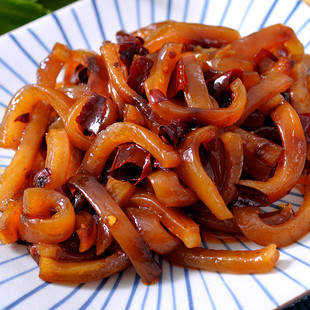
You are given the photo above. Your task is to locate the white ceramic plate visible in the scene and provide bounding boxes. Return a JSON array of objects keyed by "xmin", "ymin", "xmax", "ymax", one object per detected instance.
[{"xmin": 1, "ymin": 0, "xmax": 310, "ymax": 309}]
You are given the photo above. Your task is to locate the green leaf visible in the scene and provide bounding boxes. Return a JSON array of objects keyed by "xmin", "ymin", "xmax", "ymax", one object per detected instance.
[{"xmin": 0, "ymin": 0, "xmax": 49, "ymax": 35}]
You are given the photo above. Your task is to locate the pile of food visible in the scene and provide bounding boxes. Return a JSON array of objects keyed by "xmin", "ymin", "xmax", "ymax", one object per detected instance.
[{"xmin": 0, "ymin": 21, "xmax": 309, "ymax": 284}]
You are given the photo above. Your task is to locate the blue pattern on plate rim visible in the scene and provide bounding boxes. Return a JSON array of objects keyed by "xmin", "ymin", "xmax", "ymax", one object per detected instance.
[
  {"xmin": 7, "ymin": 34, "xmax": 40, "ymax": 67},
  {"xmin": 219, "ymin": 0, "xmax": 232, "ymax": 26},
  {"xmin": 199, "ymin": 0, "xmax": 209, "ymax": 24},
  {"xmin": 102, "ymin": 273, "xmax": 124, "ymax": 309},
  {"xmin": 0, "ymin": 58, "xmax": 29, "ymax": 85},
  {"xmin": 79, "ymin": 277, "xmax": 109, "ymax": 309},
  {"xmin": 283, "ymin": 0, "xmax": 301, "ymax": 25},
  {"xmin": 114, "ymin": 0, "xmax": 126, "ymax": 31},
  {"xmin": 0, "ymin": 266, "xmax": 38, "ymax": 286},
  {"xmin": 49, "ymin": 283, "xmax": 85, "ymax": 310},
  {"xmin": 27, "ymin": 28, "xmax": 51, "ymax": 53},
  {"xmin": 238, "ymin": 0, "xmax": 254, "ymax": 30},
  {"xmin": 51, "ymin": 12, "xmax": 73, "ymax": 49},
  {"xmin": 92, "ymin": 0, "xmax": 107, "ymax": 41},
  {"xmin": 71, "ymin": 8, "xmax": 91, "ymax": 49},
  {"xmin": 258, "ymin": 0, "xmax": 279, "ymax": 29},
  {"xmin": 1, "ymin": 0, "xmax": 310, "ymax": 309},
  {"xmin": 3, "ymin": 282, "xmax": 51, "ymax": 310},
  {"xmin": 0, "ymin": 84, "xmax": 14, "ymax": 97}
]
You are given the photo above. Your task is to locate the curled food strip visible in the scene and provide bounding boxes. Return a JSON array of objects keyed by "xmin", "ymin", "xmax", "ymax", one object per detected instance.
[
  {"xmin": 0, "ymin": 199, "xmax": 23, "ymax": 244},
  {"xmin": 40, "ymin": 128, "xmax": 72, "ymax": 189},
  {"xmin": 242, "ymin": 154, "xmax": 274, "ymax": 182},
  {"xmin": 37, "ymin": 43, "xmax": 71, "ymax": 87},
  {"xmin": 220, "ymin": 132, "xmax": 244, "ymax": 205},
  {"xmin": 182, "ymin": 52, "xmax": 217, "ymax": 109},
  {"xmin": 63, "ymin": 49, "xmax": 110, "ymax": 97},
  {"xmin": 39, "ymin": 250, "xmax": 131, "ymax": 283},
  {"xmin": 30, "ymin": 243, "xmax": 99, "ymax": 262},
  {"xmin": 100, "ymin": 41, "xmax": 174, "ymax": 136},
  {"xmin": 205, "ymin": 137, "xmax": 226, "ymax": 189},
  {"xmin": 144, "ymin": 42, "xmax": 183, "ymax": 98},
  {"xmin": 131, "ymin": 21, "xmax": 175, "ymax": 40},
  {"xmin": 147, "ymin": 170, "xmax": 198, "ymax": 207},
  {"xmin": 64, "ymin": 95, "xmax": 93, "ymax": 150},
  {"xmin": 75, "ymin": 210, "xmax": 97, "ymax": 252},
  {"xmin": 150, "ymin": 78, "xmax": 246, "ymax": 126},
  {"xmin": 264, "ymin": 56, "xmax": 295, "ymax": 76},
  {"xmin": 144, "ymin": 21, "xmax": 241, "ymax": 53},
  {"xmin": 0, "ymin": 85, "xmax": 72, "ymax": 149},
  {"xmin": 193, "ymin": 203, "xmax": 294, "ymax": 234},
  {"xmin": 233, "ymin": 189, "xmax": 310, "ymax": 247},
  {"xmin": 67, "ymin": 174, "xmax": 161, "ymax": 284},
  {"xmin": 95, "ymin": 218, "xmax": 113, "ymax": 256},
  {"xmin": 258, "ymin": 93, "xmax": 286, "ymax": 116},
  {"xmin": 123, "ymin": 104, "xmax": 146, "ymax": 126},
  {"xmin": 196, "ymin": 214, "xmax": 242, "ymax": 235},
  {"xmin": 110, "ymin": 82, "xmax": 128, "ymax": 115},
  {"xmin": 239, "ymin": 102, "xmax": 306, "ymax": 203},
  {"xmin": 214, "ymin": 24, "xmax": 303, "ymax": 60},
  {"xmin": 203, "ymin": 57, "xmax": 254, "ymax": 72},
  {"xmin": 237, "ymin": 72, "xmax": 294, "ymax": 125},
  {"xmin": 19, "ymin": 188, "xmax": 75, "ymax": 244},
  {"xmin": 100, "ymin": 42, "xmax": 144, "ymax": 107},
  {"xmin": 128, "ymin": 190, "xmax": 201, "ymax": 248},
  {"xmin": 290, "ymin": 55, "xmax": 310, "ymax": 114},
  {"xmin": 260, "ymin": 204, "xmax": 294, "ymax": 225},
  {"xmin": 65, "ymin": 93, "xmax": 118, "ymax": 150},
  {"xmin": 0, "ymin": 103, "xmax": 51, "ymax": 210},
  {"xmin": 125, "ymin": 207, "xmax": 181, "ymax": 254},
  {"xmin": 226, "ymin": 125, "xmax": 282, "ymax": 168},
  {"xmin": 80, "ymin": 122, "xmax": 181, "ymax": 178},
  {"xmin": 106, "ymin": 177, "xmax": 136, "ymax": 207},
  {"xmin": 165, "ymin": 244, "xmax": 279, "ymax": 274},
  {"xmin": 176, "ymin": 125, "xmax": 233, "ymax": 220}
]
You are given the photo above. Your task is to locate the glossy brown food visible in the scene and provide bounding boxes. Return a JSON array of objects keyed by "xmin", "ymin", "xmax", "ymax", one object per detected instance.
[
  {"xmin": 67, "ymin": 174, "xmax": 161, "ymax": 284},
  {"xmin": 165, "ymin": 244, "xmax": 279, "ymax": 274},
  {"xmin": 39, "ymin": 250, "xmax": 131, "ymax": 283},
  {"xmin": 0, "ymin": 21, "xmax": 309, "ymax": 284},
  {"xmin": 19, "ymin": 188, "xmax": 75, "ymax": 244}
]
